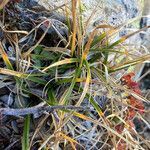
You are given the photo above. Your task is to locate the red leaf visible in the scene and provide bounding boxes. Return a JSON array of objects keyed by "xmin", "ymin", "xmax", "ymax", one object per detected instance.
[
  {"xmin": 127, "ymin": 108, "xmax": 136, "ymax": 119},
  {"xmin": 117, "ymin": 139, "xmax": 127, "ymax": 150},
  {"xmin": 129, "ymin": 96, "xmax": 144, "ymax": 114},
  {"xmin": 128, "ymin": 82, "xmax": 141, "ymax": 94},
  {"xmin": 121, "ymin": 72, "xmax": 135, "ymax": 83},
  {"xmin": 121, "ymin": 73, "xmax": 144, "ymax": 114},
  {"xmin": 115, "ymin": 124, "xmax": 124, "ymax": 134}
]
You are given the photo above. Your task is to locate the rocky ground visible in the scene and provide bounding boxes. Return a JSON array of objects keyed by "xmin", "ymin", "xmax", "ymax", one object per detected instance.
[{"xmin": 0, "ymin": 0, "xmax": 149, "ymax": 149}]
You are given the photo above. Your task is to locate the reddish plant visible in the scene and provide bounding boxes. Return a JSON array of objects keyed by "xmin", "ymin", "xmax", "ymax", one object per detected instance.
[
  {"xmin": 117, "ymin": 139, "xmax": 127, "ymax": 150},
  {"xmin": 121, "ymin": 73, "xmax": 144, "ymax": 115},
  {"xmin": 115, "ymin": 72, "xmax": 145, "ymax": 149}
]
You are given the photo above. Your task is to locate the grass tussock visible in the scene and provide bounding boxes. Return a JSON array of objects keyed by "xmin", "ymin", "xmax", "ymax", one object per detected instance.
[{"xmin": 0, "ymin": 0, "xmax": 150, "ymax": 149}]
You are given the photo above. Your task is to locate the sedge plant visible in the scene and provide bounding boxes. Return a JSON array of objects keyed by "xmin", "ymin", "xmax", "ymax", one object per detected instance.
[{"xmin": 0, "ymin": 0, "xmax": 150, "ymax": 149}]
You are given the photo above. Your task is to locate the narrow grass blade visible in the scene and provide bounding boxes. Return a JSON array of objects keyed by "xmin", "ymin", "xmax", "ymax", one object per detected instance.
[
  {"xmin": 103, "ymin": 26, "xmax": 150, "ymax": 65},
  {"xmin": 90, "ymin": 32, "xmax": 106, "ymax": 48},
  {"xmin": 71, "ymin": 0, "xmax": 77, "ymax": 56},
  {"xmin": 108, "ymin": 26, "xmax": 150, "ymax": 49},
  {"xmin": 42, "ymin": 58, "xmax": 78, "ymax": 72},
  {"xmin": 109, "ymin": 55, "xmax": 150, "ymax": 72},
  {"xmin": 25, "ymin": 76, "xmax": 47, "ymax": 85},
  {"xmin": 60, "ymin": 67, "xmax": 81, "ymax": 105},
  {"xmin": 0, "ymin": 42, "xmax": 14, "ymax": 70},
  {"xmin": 88, "ymin": 96, "xmax": 103, "ymax": 116},
  {"xmin": 0, "ymin": 67, "xmax": 27, "ymax": 78},
  {"xmin": 47, "ymin": 89, "xmax": 57, "ymax": 105},
  {"xmin": 59, "ymin": 132, "xmax": 79, "ymax": 145},
  {"xmin": 22, "ymin": 115, "xmax": 30, "ymax": 150},
  {"xmin": 76, "ymin": 60, "xmax": 91, "ymax": 106},
  {"xmin": 0, "ymin": 67, "xmax": 47, "ymax": 85}
]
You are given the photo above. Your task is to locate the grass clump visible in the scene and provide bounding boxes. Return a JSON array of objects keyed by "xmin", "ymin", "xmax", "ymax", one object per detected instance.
[{"xmin": 0, "ymin": 0, "xmax": 150, "ymax": 149}]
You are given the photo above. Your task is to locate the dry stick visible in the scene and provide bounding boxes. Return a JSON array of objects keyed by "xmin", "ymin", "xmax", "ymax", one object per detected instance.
[{"xmin": 0, "ymin": 103, "xmax": 92, "ymax": 117}]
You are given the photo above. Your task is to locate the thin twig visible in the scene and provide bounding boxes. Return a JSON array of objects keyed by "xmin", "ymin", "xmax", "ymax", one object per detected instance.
[{"xmin": 0, "ymin": 103, "xmax": 92, "ymax": 117}]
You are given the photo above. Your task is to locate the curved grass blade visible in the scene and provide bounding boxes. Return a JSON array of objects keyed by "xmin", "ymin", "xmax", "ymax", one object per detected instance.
[
  {"xmin": 88, "ymin": 95, "xmax": 103, "ymax": 116},
  {"xmin": 76, "ymin": 60, "xmax": 91, "ymax": 106},
  {"xmin": 103, "ymin": 25, "xmax": 150, "ymax": 64},
  {"xmin": 42, "ymin": 58, "xmax": 79, "ymax": 72},
  {"xmin": 59, "ymin": 132, "xmax": 80, "ymax": 149},
  {"xmin": 109, "ymin": 55, "xmax": 150, "ymax": 73},
  {"xmin": 60, "ymin": 67, "xmax": 81, "ymax": 105},
  {"xmin": 0, "ymin": 67, "xmax": 47, "ymax": 85}
]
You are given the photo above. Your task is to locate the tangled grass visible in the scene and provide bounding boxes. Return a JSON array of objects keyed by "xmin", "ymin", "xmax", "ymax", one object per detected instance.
[{"xmin": 0, "ymin": 0, "xmax": 150, "ymax": 149}]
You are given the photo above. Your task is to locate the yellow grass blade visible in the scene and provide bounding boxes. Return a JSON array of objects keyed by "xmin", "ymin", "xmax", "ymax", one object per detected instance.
[
  {"xmin": 0, "ymin": 42, "xmax": 13, "ymax": 70},
  {"xmin": 42, "ymin": 58, "xmax": 78, "ymax": 72},
  {"xmin": 110, "ymin": 55, "xmax": 150, "ymax": 72},
  {"xmin": 0, "ymin": 0, "xmax": 9, "ymax": 10},
  {"xmin": 59, "ymin": 132, "xmax": 79, "ymax": 144},
  {"xmin": 71, "ymin": 0, "xmax": 77, "ymax": 56},
  {"xmin": 0, "ymin": 67, "xmax": 27, "ymax": 78}
]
